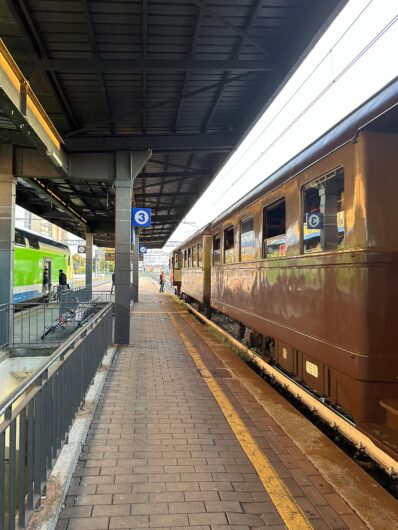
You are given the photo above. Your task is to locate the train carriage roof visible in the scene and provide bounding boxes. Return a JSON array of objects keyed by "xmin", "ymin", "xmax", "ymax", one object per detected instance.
[
  {"xmin": 211, "ymin": 78, "xmax": 398, "ymax": 228},
  {"xmin": 17, "ymin": 226, "xmax": 70, "ymax": 251},
  {"xmin": 173, "ymin": 223, "xmax": 212, "ymax": 253}
]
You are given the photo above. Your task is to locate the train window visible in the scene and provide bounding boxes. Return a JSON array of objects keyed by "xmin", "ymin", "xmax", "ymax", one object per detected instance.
[
  {"xmin": 15, "ymin": 230, "xmax": 26, "ymax": 246},
  {"xmin": 263, "ymin": 199, "xmax": 286, "ymax": 259},
  {"xmin": 183, "ymin": 249, "xmax": 188, "ymax": 268},
  {"xmin": 27, "ymin": 235, "xmax": 40, "ymax": 249},
  {"xmin": 188, "ymin": 248, "xmax": 192, "ymax": 268},
  {"xmin": 192, "ymin": 245, "xmax": 197, "ymax": 267},
  {"xmin": 240, "ymin": 217, "xmax": 255, "ymax": 262},
  {"xmin": 213, "ymin": 234, "xmax": 221, "ymax": 264},
  {"xmin": 198, "ymin": 243, "xmax": 203, "ymax": 267},
  {"xmin": 302, "ymin": 168, "xmax": 345, "ymax": 253},
  {"xmin": 175, "ymin": 252, "xmax": 181, "ymax": 269},
  {"xmin": 224, "ymin": 226, "xmax": 234, "ymax": 264}
]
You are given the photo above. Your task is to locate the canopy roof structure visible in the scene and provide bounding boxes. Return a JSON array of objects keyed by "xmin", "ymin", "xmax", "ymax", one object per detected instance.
[{"xmin": 0, "ymin": 0, "xmax": 345, "ymax": 247}]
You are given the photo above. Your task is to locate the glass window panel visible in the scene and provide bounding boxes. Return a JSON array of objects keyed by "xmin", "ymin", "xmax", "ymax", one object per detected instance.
[
  {"xmin": 15, "ymin": 230, "xmax": 26, "ymax": 246},
  {"xmin": 263, "ymin": 199, "xmax": 286, "ymax": 259},
  {"xmin": 302, "ymin": 168, "xmax": 345, "ymax": 253},
  {"xmin": 240, "ymin": 217, "xmax": 255, "ymax": 262},
  {"xmin": 188, "ymin": 248, "xmax": 192, "ymax": 267},
  {"xmin": 224, "ymin": 226, "xmax": 234, "ymax": 264},
  {"xmin": 213, "ymin": 234, "xmax": 221, "ymax": 264},
  {"xmin": 192, "ymin": 244, "xmax": 197, "ymax": 266},
  {"xmin": 27, "ymin": 235, "xmax": 40, "ymax": 249}
]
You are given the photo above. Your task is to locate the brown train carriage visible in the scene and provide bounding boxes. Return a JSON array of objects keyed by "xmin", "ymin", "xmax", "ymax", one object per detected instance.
[
  {"xmin": 172, "ymin": 225, "xmax": 212, "ymax": 309},
  {"xmin": 209, "ymin": 80, "xmax": 398, "ymax": 435}
]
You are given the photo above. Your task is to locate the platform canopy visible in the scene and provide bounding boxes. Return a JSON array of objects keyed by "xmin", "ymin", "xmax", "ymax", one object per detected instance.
[{"xmin": 0, "ymin": 0, "xmax": 346, "ymax": 247}]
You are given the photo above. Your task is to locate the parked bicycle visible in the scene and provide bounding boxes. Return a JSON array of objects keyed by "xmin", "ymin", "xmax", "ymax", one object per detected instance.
[{"xmin": 41, "ymin": 297, "xmax": 95, "ymax": 339}]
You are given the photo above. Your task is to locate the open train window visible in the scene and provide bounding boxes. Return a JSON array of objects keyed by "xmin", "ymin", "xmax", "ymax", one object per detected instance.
[
  {"xmin": 192, "ymin": 244, "xmax": 197, "ymax": 267},
  {"xmin": 174, "ymin": 252, "xmax": 181, "ymax": 269},
  {"xmin": 240, "ymin": 217, "xmax": 255, "ymax": 262},
  {"xmin": 302, "ymin": 168, "xmax": 345, "ymax": 253},
  {"xmin": 263, "ymin": 199, "xmax": 286, "ymax": 258},
  {"xmin": 213, "ymin": 234, "xmax": 221, "ymax": 264},
  {"xmin": 183, "ymin": 249, "xmax": 188, "ymax": 268},
  {"xmin": 188, "ymin": 247, "xmax": 192, "ymax": 268},
  {"xmin": 15, "ymin": 230, "xmax": 26, "ymax": 246},
  {"xmin": 27, "ymin": 235, "xmax": 40, "ymax": 249},
  {"xmin": 198, "ymin": 243, "xmax": 203, "ymax": 268},
  {"xmin": 224, "ymin": 226, "xmax": 234, "ymax": 264}
]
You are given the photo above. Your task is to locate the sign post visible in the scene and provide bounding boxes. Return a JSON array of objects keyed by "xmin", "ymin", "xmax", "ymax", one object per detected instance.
[{"xmin": 132, "ymin": 208, "xmax": 152, "ymax": 228}]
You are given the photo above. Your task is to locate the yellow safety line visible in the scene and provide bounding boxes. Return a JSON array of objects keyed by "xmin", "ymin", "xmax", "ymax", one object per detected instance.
[{"xmin": 162, "ymin": 296, "xmax": 312, "ymax": 530}]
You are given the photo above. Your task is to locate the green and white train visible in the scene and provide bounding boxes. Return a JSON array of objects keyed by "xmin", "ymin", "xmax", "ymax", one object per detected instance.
[{"xmin": 14, "ymin": 228, "xmax": 72, "ymax": 303}]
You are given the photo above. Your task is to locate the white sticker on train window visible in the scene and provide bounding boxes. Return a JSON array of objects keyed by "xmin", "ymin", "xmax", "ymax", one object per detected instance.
[
  {"xmin": 305, "ymin": 361, "xmax": 318, "ymax": 378},
  {"xmin": 282, "ymin": 348, "xmax": 288, "ymax": 360}
]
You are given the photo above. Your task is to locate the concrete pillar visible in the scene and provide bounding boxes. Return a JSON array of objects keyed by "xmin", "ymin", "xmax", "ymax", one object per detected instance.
[
  {"xmin": 132, "ymin": 230, "xmax": 139, "ymax": 302},
  {"xmin": 0, "ymin": 144, "xmax": 16, "ymax": 345},
  {"xmin": 114, "ymin": 150, "xmax": 151, "ymax": 345},
  {"xmin": 85, "ymin": 231, "xmax": 93, "ymax": 298},
  {"xmin": 114, "ymin": 152, "xmax": 133, "ymax": 344}
]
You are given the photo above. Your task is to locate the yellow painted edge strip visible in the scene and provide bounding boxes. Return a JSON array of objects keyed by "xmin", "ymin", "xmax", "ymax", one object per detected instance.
[
  {"xmin": 27, "ymin": 95, "xmax": 61, "ymax": 150},
  {"xmin": 0, "ymin": 49, "xmax": 21, "ymax": 92},
  {"xmin": 162, "ymin": 295, "xmax": 312, "ymax": 530}
]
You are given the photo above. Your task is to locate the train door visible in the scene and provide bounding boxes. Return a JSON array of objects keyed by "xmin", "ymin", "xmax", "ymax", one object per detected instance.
[{"xmin": 43, "ymin": 258, "xmax": 52, "ymax": 295}]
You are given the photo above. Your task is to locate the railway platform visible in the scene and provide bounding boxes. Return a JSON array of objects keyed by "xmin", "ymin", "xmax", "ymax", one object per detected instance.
[{"xmin": 55, "ymin": 277, "xmax": 398, "ymax": 530}]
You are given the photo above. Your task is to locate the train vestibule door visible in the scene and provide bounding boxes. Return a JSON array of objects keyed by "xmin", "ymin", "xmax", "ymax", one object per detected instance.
[{"xmin": 43, "ymin": 258, "xmax": 52, "ymax": 295}]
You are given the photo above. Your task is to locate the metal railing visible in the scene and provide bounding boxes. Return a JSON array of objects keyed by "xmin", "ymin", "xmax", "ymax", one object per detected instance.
[
  {"xmin": 59, "ymin": 285, "xmax": 93, "ymax": 315},
  {"xmin": 0, "ymin": 301, "xmax": 103, "ymax": 347},
  {"xmin": 0, "ymin": 304, "xmax": 10, "ymax": 350},
  {"xmin": 0, "ymin": 302, "xmax": 113, "ymax": 530}
]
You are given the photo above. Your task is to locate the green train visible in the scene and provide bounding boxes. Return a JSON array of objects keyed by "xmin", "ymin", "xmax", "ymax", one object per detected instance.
[{"xmin": 14, "ymin": 228, "xmax": 72, "ymax": 303}]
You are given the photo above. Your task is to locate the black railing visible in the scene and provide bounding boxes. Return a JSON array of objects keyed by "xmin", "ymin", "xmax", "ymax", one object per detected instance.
[{"xmin": 0, "ymin": 303, "xmax": 113, "ymax": 530}]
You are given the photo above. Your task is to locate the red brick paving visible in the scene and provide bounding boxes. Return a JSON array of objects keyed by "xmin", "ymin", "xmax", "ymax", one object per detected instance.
[{"xmin": 57, "ymin": 278, "xmax": 367, "ymax": 529}]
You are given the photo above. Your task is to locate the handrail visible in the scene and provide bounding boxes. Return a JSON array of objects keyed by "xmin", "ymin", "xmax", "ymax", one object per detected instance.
[{"xmin": 0, "ymin": 302, "xmax": 112, "ymax": 417}]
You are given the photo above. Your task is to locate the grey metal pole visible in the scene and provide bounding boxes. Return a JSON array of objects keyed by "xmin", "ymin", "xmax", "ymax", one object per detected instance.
[
  {"xmin": 114, "ymin": 152, "xmax": 133, "ymax": 345},
  {"xmin": 85, "ymin": 231, "xmax": 93, "ymax": 299},
  {"xmin": 0, "ymin": 145, "xmax": 16, "ymax": 345},
  {"xmin": 132, "ymin": 231, "xmax": 139, "ymax": 302},
  {"xmin": 114, "ymin": 150, "xmax": 152, "ymax": 345}
]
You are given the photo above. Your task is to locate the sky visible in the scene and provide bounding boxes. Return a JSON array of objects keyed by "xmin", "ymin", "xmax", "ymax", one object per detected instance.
[{"xmin": 166, "ymin": 0, "xmax": 398, "ymax": 247}]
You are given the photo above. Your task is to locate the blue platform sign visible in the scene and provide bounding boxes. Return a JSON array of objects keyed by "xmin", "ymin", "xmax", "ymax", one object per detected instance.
[
  {"xmin": 139, "ymin": 245, "xmax": 147, "ymax": 254},
  {"xmin": 132, "ymin": 208, "xmax": 152, "ymax": 227},
  {"xmin": 306, "ymin": 211, "xmax": 323, "ymax": 229}
]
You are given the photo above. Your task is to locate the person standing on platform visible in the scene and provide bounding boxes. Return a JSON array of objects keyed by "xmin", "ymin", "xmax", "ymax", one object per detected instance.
[
  {"xmin": 58, "ymin": 269, "xmax": 69, "ymax": 299},
  {"xmin": 42, "ymin": 267, "xmax": 49, "ymax": 296},
  {"xmin": 159, "ymin": 270, "xmax": 166, "ymax": 292},
  {"xmin": 111, "ymin": 272, "xmax": 115, "ymax": 294}
]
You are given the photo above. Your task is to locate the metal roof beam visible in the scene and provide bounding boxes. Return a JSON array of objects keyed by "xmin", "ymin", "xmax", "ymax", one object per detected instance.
[
  {"xmin": 81, "ymin": 0, "xmax": 114, "ymax": 134},
  {"xmin": 65, "ymin": 133, "xmax": 237, "ymax": 152},
  {"xmin": 174, "ymin": 1, "xmax": 205, "ymax": 132},
  {"xmin": 137, "ymin": 171, "xmax": 208, "ymax": 179},
  {"xmin": 134, "ymin": 192, "xmax": 195, "ymax": 198},
  {"xmin": 65, "ymin": 72, "xmax": 253, "ymax": 138},
  {"xmin": 201, "ymin": 0, "xmax": 264, "ymax": 133},
  {"xmin": 191, "ymin": 0, "xmax": 271, "ymax": 57},
  {"xmin": 6, "ymin": 0, "xmax": 79, "ymax": 130},
  {"xmin": 30, "ymin": 58, "xmax": 272, "ymax": 73}
]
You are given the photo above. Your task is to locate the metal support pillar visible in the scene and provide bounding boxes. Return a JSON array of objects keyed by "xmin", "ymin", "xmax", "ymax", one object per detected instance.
[
  {"xmin": 114, "ymin": 150, "xmax": 151, "ymax": 345},
  {"xmin": 132, "ymin": 230, "xmax": 139, "ymax": 302},
  {"xmin": 85, "ymin": 231, "xmax": 93, "ymax": 298},
  {"xmin": 0, "ymin": 145, "xmax": 15, "ymax": 345},
  {"xmin": 114, "ymin": 153, "xmax": 132, "ymax": 345}
]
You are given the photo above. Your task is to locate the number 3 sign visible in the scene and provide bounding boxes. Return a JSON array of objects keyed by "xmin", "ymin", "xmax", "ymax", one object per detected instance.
[{"xmin": 132, "ymin": 208, "xmax": 152, "ymax": 227}]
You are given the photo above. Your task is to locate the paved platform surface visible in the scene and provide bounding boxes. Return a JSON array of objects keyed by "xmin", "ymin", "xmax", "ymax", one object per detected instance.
[{"xmin": 56, "ymin": 278, "xmax": 378, "ymax": 529}]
